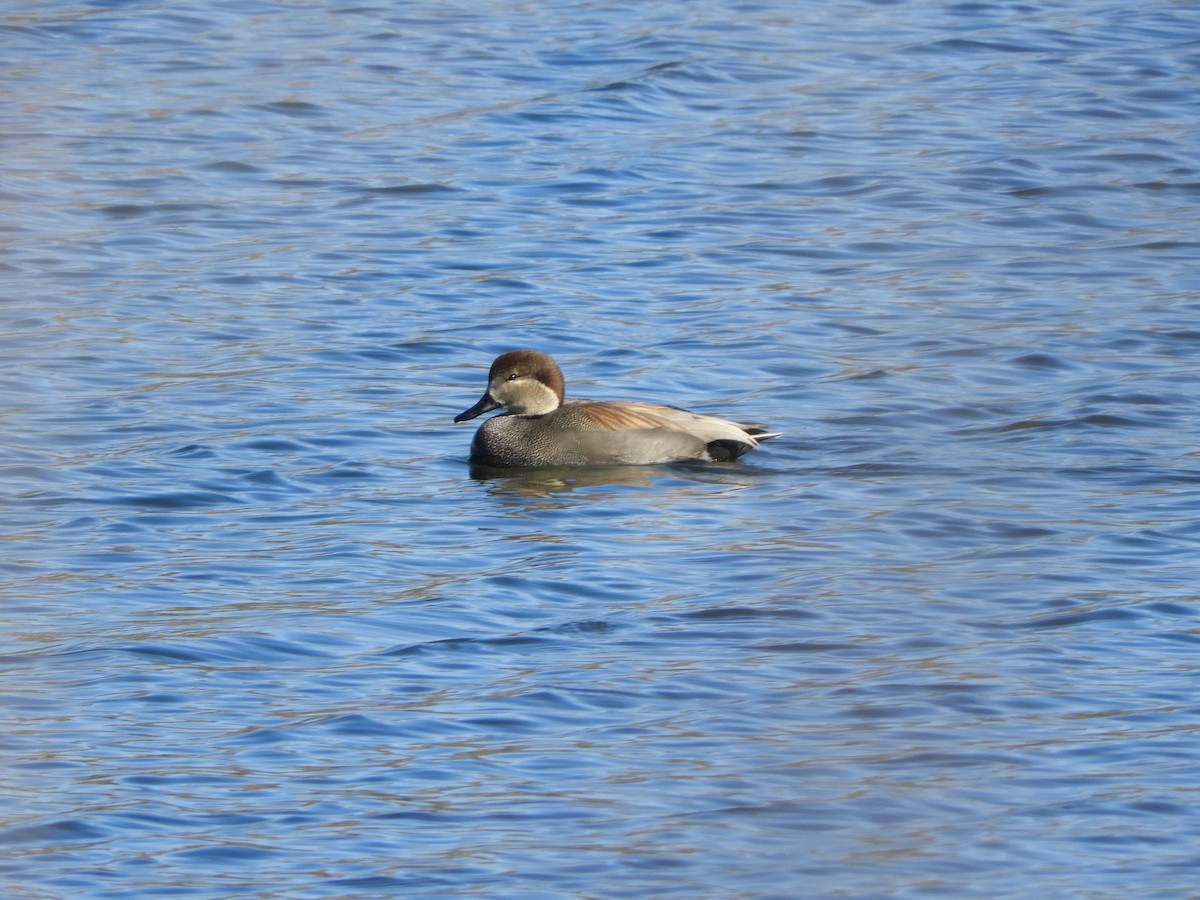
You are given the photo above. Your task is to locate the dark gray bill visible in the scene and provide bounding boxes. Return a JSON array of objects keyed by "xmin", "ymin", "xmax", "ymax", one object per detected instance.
[{"xmin": 454, "ymin": 392, "xmax": 500, "ymax": 422}]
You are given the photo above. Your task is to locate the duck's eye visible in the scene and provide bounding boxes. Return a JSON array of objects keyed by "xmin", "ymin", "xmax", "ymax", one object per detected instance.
[{"xmin": 506, "ymin": 373, "xmax": 519, "ymax": 381}]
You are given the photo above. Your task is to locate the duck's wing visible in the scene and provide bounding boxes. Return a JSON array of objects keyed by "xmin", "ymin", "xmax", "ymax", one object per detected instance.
[{"xmin": 570, "ymin": 400, "xmax": 779, "ymax": 450}]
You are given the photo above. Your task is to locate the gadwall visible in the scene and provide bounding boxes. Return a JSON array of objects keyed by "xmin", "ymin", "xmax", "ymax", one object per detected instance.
[{"xmin": 454, "ymin": 350, "xmax": 780, "ymax": 467}]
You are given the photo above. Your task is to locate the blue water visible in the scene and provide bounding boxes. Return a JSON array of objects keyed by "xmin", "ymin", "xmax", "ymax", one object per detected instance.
[{"xmin": 3, "ymin": 1, "xmax": 1200, "ymax": 896}]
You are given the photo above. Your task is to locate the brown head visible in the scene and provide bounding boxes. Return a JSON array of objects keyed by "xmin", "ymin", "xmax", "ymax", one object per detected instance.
[{"xmin": 454, "ymin": 350, "xmax": 566, "ymax": 421}]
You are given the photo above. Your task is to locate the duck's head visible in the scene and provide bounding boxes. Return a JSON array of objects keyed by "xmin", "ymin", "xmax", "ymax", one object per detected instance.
[{"xmin": 454, "ymin": 350, "xmax": 566, "ymax": 421}]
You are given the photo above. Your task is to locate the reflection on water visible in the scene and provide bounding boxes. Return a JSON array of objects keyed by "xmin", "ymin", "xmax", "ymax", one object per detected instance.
[
  {"xmin": 465, "ymin": 460, "xmax": 760, "ymax": 496},
  {"xmin": 3, "ymin": 0, "xmax": 1200, "ymax": 897}
]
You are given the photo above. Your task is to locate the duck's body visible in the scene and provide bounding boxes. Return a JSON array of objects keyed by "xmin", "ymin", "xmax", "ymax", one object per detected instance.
[{"xmin": 454, "ymin": 350, "xmax": 779, "ymax": 468}]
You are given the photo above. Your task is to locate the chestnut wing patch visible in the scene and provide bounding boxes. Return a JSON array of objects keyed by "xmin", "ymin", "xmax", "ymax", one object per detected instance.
[{"xmin": 575, "ymin": 401, "xmax": 683, "ymax": 431}]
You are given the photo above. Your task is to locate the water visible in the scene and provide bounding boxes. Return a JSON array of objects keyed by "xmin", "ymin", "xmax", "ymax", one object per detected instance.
[{"xmin": 3, "ymin": 0, "xmax": 1200, "ymax": 896}]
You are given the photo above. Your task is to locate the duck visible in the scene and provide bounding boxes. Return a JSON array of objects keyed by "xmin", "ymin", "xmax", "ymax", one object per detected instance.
[{"xmin": 454, "ymin": 350, "xmax": 780, "ymax": 467}]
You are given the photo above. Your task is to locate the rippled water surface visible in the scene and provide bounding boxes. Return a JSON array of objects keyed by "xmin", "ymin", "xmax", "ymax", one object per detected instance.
[{"xmin": 4, "ymin": 0, "xmax": 1200, "ymax": 896}]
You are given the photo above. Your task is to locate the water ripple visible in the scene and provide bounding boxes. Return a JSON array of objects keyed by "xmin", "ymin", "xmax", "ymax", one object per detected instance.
[{"xmin": 3, "ymin": 0, "xmax": 1200, "ymax": 897}]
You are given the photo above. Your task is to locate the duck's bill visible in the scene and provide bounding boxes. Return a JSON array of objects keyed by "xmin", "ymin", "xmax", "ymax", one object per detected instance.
[{"xmin": 454, "ymin": 392, "xmax": 501, "ymax": 422}]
